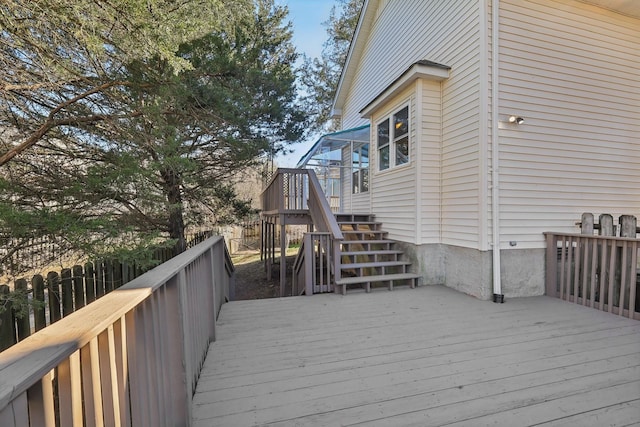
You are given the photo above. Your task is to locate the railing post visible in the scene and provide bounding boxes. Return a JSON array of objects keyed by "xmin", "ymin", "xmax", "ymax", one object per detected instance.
[
  {"xmin": 208, "ymin": 245, "xmax": 219, "ymax": 339},
  {"xmin": 629, "ymin": 241, "xmax": 638, "ymax": 319},
  {"xmin": 165, "ymin": 270, "xmax": 192, "ymax": 425},
  {"xmin": 545, "ymin": 233, "xmax": 558, "ymax": 297},
  {"xmin": 599, "ymin": 214, "xmax": 614, "ymax": 236},
  {"xmin": 304, "ymin": 233, "xmax": 313, "ymax": 296},
  {"xmin": 619, "ymin": 215, "xmax": 637, "ymax": 238},
  {"xmin": 176, "ymin": 269, "xmax": 194, "ymax": 423},
  {"xmin": 333, "ymin": 239, "xmax": 341, "ymax": 289},
  {"xmin": 581, "ymin": 212, "xmax": 594, "ymax": 234}
]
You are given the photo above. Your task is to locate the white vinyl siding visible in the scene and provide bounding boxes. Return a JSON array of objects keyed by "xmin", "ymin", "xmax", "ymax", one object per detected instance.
[
  {"xmin": 341, "ymin": 0, "xmax": 482, "ymax": 248},
  {"xmin": 497, "ymin": 0, "xmax": 640, "ymax": 248},
  {"xmin": 370, "ymin": 88, "xmax": 417, "ymax": 242},
  {"xmin": 419, "ymin": 80, "xmax": 443, "ymax": 243}
]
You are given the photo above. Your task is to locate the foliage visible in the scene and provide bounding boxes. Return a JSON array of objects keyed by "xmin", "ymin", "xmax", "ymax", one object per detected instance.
[
  {"xmin": 0, "ymin": 0, "xmax": 307, "ymax": 274},
  {"xmin": 0, "ymin": 283, "xmax": 46, "ymax": 317},
  {"xmin": 0, "ymin": 0, "xmax": 253, "ymax": 165},
  {"xmin": 298, "ymin": 0, "xmax": 365, "ymax": 132}
]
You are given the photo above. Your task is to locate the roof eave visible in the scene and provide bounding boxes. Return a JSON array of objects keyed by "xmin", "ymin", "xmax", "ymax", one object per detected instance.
[
  {"xmin": 359, "ymin": 61, "xmax": 450, "ymax": 117},
  {"xmin": 331, "ymin": 0, "xmax": 378, "ymax": 119}
]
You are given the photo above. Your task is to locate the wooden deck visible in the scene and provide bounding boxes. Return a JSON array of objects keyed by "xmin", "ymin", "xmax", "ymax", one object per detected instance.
[{"xmin": 192, "ymin": 286, "xmax": 640, "ymax": 426}]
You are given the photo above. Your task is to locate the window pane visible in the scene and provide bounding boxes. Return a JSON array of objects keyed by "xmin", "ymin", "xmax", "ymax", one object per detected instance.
[
  {"xmin": 352, "ymin": 171, "xmax": 359, "ymax": 193},
  {"xmin": 331, "ymin": 178, "xmax": 340, "ymax": 195},
  {"xmin": 394, "ymin": 106, "xmax": 408, "ymax": 137},
  {"xmin": 396, "ymin": 136, "xmax": 409, "ymax": 165},
  {"xmin": 377, "ymin": 120, "xmax": 389, "ymax": 147},
  {"xmin": 352, "ymin": 149, "xmax": 360, "ymax": 167},
  {"xmin": 379, "ymin": 145, "xmax": 389, "ymax": 170},
  {"xmin": 361, "ymin": 168, "xmax": 369, "ymax": 192},
  {"xmin": 361, "ymin": 144, "xmax": 369, "ymax": 167}
]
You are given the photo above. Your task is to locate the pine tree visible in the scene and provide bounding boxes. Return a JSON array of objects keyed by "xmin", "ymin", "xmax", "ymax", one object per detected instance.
[
  {"xmin": 0, "ymin": 0, "xmax": 307, "ymax": 273},
  {"xmin": 298, "ymin": 0, "xmax": 365, "ymax": 132}
]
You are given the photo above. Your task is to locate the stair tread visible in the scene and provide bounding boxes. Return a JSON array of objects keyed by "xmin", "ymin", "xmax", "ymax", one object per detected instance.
[
  {"xmin": 341, "ymin": 229, "xmax": 386, "ymax": 234},
  {"xmin": 337, "ymin": 221, "xmax": 381, "ymax": 225},
  {"xmin": 341, "ymin": 261, "xmax": 410, "ymax": 269},
  {"xmin": 341, "ymin": 239, "xmax": 394, "ymax": 244},
  {"xmin": 336, "ymin": 273, "xmax": 420, "ymax": 285},
  {"xmin": 341, "ymin": 250, "xmax": 403, "ymax": 255}
]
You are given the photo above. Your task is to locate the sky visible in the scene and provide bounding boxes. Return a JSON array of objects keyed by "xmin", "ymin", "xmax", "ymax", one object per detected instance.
[{"xmin": 276, "ymin": 0, "xmax": 338, "ymax": 167}]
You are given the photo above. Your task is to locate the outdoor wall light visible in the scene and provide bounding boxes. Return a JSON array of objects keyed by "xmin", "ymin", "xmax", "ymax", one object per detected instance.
[{"xmin": 509, "ymin": 115, "xmax": 524, "ymax": 124}]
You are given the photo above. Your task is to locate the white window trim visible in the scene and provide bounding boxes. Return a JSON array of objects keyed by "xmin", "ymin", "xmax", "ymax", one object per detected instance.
[{"xmin": 376, "ymin": 103, "xmax": 410, "ymax": 172}]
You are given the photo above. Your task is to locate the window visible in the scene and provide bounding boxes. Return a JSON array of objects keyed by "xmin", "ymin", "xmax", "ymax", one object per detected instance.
[
  {"xmin": 377, "ymin": 105, "xmax": 409, "ymax": 170},
  {"xmin": 352, "ymin": 143, "xmax": 369, "ymax": 194},
  {"xmin": 377, "ymin": 120, "xmax": 390, "ymax": 170}
]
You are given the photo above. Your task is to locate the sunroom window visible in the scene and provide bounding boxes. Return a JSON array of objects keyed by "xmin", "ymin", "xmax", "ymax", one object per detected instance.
[
  {"xmin": 352, "ymin": 143, "xmax": 369, "ymax": 194},
  {"xmin": 377, "ymin": 120, "xmax": 390, "ymax": 170},
  {"xmin": 377, "ymin": 105, "xmax": 409, "ymax": 171}
]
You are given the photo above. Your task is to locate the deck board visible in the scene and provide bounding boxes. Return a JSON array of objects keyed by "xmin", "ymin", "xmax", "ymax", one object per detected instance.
[{"xmin": 192, "ymin": 285, "xmax": 640, "ymax": 426}]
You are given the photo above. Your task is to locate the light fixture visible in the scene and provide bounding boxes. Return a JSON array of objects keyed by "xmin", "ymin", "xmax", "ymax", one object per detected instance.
[{"xmin": 509, "ymin": 115, "xmax": 524, "ymax": 124}]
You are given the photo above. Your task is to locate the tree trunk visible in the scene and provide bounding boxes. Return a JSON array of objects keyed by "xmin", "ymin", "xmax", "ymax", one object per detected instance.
[{"xmin": 161, "ymin": 168, "xmax": 186, "ymax": 255}]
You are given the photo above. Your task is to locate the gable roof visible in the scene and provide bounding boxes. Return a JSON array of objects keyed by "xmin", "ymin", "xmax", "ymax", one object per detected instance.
[{"xmin": 331, "ymin": 0, "xmax": 379, "ymax": 118}]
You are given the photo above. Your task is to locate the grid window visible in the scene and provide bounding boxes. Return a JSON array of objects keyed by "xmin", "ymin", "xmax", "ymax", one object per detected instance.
[{"xmin": 377, "ymin": 105, "xmax": 409, "ymax": 171}]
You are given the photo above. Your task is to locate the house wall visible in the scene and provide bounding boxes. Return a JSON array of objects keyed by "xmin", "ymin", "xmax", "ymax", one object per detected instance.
[
  {"xmin": 419, "ymin": 80, "xmax": 444, "ymax": 243},
  {"xmin": 336, "ymin": 0, "xmax": 638, "ymax": 299},
  {"xmin": 497, "ymin": 0, "xmax": 640, "ymax": 249},
  {"xmin": 342, "ymin": 0, "xmax": 483, "ymax": 248},
  {"xmin": 370, "ymin": 86, "xmax": 418, "ymax": 243}
]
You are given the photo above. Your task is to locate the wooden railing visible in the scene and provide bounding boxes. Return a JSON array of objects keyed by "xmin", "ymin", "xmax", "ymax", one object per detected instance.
[
  {"xmin": 1, "ymin": 232, "xmax": 216, "ymax": 352},
  {"xmin": 545, "ymin": 232, "xmax": 639, "ymax": 320},
  {"xmin": 292, "ymin": 232, "xmax": 334, "ymax": 295},
  {"xmin": 0, "ymin": 236, "xmax": 233, "ymax": 426},
  {"xmin": 260, "ymin": 168, "xmax": 343, "ymax": 294},
  {"xmin": 261, "ymin": 168, "xmax": 309, "ymax": 215},
  {"xmin": 295, "ymin": 170, "xmax": 343, "ymax": 294}
]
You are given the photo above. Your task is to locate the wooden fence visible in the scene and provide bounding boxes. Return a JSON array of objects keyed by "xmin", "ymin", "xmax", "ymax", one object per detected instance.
[
  {"xmin": 0, "ymin": 237, "xmax": 68, "ymax": 279},
  {"xmin": 0, "ymin": 235, "xmax": 233, "ymax": 426},
  {"xmin": 0, "ymin": 232, "xmax": 214, "ymax": 352},
  {"xmin": 0, "ymin": 249, "xmax": 172, "ymax": 352}
]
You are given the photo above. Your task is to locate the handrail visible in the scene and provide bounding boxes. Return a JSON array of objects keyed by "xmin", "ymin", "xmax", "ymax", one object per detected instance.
[
  {"xmin": 261, "ymin": 168, "xmax": 343, "ymax": 294},
  {"xmin": 261, "ymin": 167, "xmax": 302, "ymax": 197},
  {"xmin": 307, "ymin": 170, "xmax": 343, "ymax": 288},
  {"xmin": 306, "ymin": 170, "xmax": 343, "ymax": 241},
  {"xmin": 0, "ymin": 236, "xmax": 233, "ymax": 425},
  {"xmin": 544, "ymin": 231, "xmax": 639, "ymax": 242},
  {"xmin": 261, "ymin": 168, "xmax": 310, "ymax": 214}
]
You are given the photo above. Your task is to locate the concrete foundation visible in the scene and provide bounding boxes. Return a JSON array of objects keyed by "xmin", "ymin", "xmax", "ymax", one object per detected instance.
[
  {"xmin": 395, "ymin": 242, "xmax": 445, "ymax": 285},
  {"xmin": 397, "ymin": 242, "xmax": 546, "ymax": 300}
]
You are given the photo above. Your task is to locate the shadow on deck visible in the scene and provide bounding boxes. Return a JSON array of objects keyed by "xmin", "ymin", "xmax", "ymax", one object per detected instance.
[{"xmin": 192, "ymin": 285, "xmax": 640, "ymax": 426}]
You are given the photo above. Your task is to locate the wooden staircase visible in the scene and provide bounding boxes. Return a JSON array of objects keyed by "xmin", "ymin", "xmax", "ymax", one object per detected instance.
[{"xmin": 335, "ymin": 213, "xmax": 420, "ymax": 294}]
